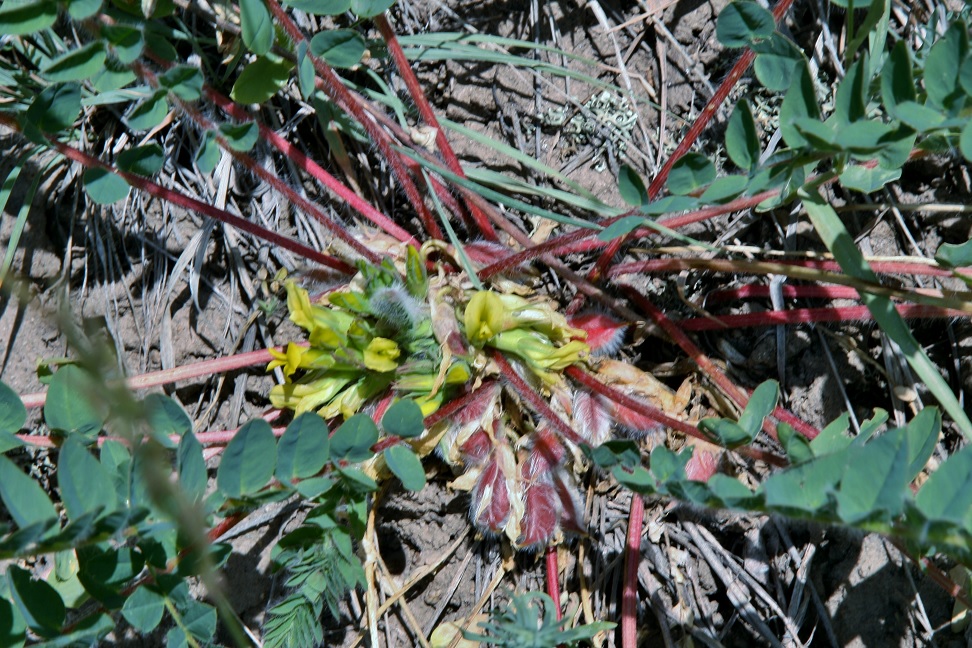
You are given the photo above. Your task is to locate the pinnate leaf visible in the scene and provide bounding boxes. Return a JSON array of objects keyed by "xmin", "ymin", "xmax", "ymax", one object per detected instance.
[
  {"xmin": 330, "ymin": 414, "xmax": 379, "ymax": 463},
  {"xmin": 217, "ymin": 419, "xmax": 277, "ymax": 497},
  {"xmin": 381, "ymin": 399, "xmax": 424, "ymax": 439},
  {"xmin": 725, "ymin": 100, "xmax": 759, "ymax": 171},
  {"xmin": 310, "ymin": 30, "xmax": 367, "ymax": 68},
  {"xmin": 383, "ymin": 445, "xmax": 425, "ymax": 491},
  {"xmin": 666, "ymin": 153, "xmax": 715, "ymax": 195},
  {"xmin": 58, "ymin": 436, "xmax": 118, "ymax": 520},
  {"xmin": 41, "ymin": 42, "xmax": 106, "ymax": 83},
  {"xmin": 276, "ymin": 413, "xmax": 329, "ymax": 482},
  {"xmin": 239, "ymin": 0, "xmax": 274, "ymax": 55},
  {"xmin": 7, "ymin": 566, "xmax": 64, "ymax": 638},
  {"xmin": 716, "ymin": 1, "xmax": 774, "ymax": 48}
]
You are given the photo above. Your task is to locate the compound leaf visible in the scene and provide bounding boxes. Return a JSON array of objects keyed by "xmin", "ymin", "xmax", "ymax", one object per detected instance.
[
  {"xmin": 58, "ymin": 436, "xmax": 118, "ymax": 521},
  {"xmin": 330, "ymin": 414, "xmax": 378, "ymax": 463},
  {"xmin": 383, "ymin": 445, "xmax": 425, "ymax": 491},
  {"xmin": 217, "ymin": 419, "xmax": 276, "ymax": 498},
  {"xmin": 381, "ymin": 399, "xmax": 424, "ymax": 439},
  {"xmin": 276, "ymin": 413, "xmax": 329, "ymax": 482},
  {"xmin": 239, "ymin": 0, "xmax": 273, "ymax": 56},
  {"xmin": 310, "ymin": 30, "xmax": 366, "ymax": 69},
  {"xmin": 716, "ymin": 1, "xmax": 775, "ymax": 48}
]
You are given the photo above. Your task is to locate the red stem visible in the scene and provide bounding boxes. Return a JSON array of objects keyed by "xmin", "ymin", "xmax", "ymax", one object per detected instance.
[
  {"xmin": 544, "ymin": 546, "xmax": 562, "ymax": 620},
  {"xmin": 621, "ymin": 494, "xmax": 643, "ymax": 648},
  {"xmin": 565, "ymin": 366, "xmax": 786, "ymax": 465},
  {"xmin": 592, "ymin": 0, "xmax": 797, "ymax": 279},
  {"xmin": 19, "ymin": 348, "xmax": 274, "ymax": 409},
  {"xmin": 491, "ymin": 351, "xmax": 587, "ymax": 447},
  {"xmin": 264, "ymin": 0, "xmax": 444, "ymax": 240},
  {"xmin": 707, "ymin": 284, "xmax": 862, "ymax": 302},
  {"xmin": 677, "ymin": 304, "xmax": 968, "ymax": 331},
  {"xmin": 373, "ymin": 14, "xmax": 497, "ymax": 242}
]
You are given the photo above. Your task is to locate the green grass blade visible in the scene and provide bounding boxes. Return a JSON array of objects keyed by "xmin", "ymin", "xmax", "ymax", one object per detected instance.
[
  {"xmin": 799, "ymin": 183, "xmax": 972, "ymax": 439},
  {"xmin": 0, "ymin": 150, "xmax": 42, "ymax": 284}
]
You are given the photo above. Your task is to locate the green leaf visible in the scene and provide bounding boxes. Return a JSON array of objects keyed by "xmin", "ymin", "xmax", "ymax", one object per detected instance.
[
  {"xmin": 0, "ymin": 0, "xmax": 58, "ymax": 36},
  {"xmin": 282, "ymin": 0, "xmax": 350, "ymax": 14},
  {"xmin": 7, "ymin": 566, "xmax": 64, "ymax": 638},
  {"xmin": 158, "ymin": 65, "xmax": 204, "ymax": 102},
  {"xmin": 41, "ymin": 42, "xmax": 106, "ymax": 83},
  {"xmin": 349, "ymin": 0, "xmax": 395, "ymax": 18},
  {"xmin": 699, "ymin": 174, "xmax": 748, "ymax": 203},
  {"xmin": 612, "ymin": 465, "xmax": 654, "ymax": 494},
  {"xmin": 126, "ymin": 91, "xmax": 169, "ymax": 131},
  {"xmin": 218, "ymin": 122, "xmax": 259, "ymax": 152},
  {"xmin": 915, "ymin": 446, "xmax": 972, "ymax": 526},
  {"xmin": 738, "ymin": 380, "xmax": 778, "ymax": 437},
  {"xmin": 698, "ymin": 418, "xmax": 752, "ymax": 447},
  {"xmin": 144, "ymin": 393, "xmax": 191, "ymax": 441},
  {"xmin": 101, "ymin": 24, "xmax": 144, "ymax": 63},
  {"xmin": 892, "ymin": 101, "xmax": 945, "ymax": 131},
  {"xmin": 839, "ymin": 164, "xmax": 900, "ymax": 194},
  {"xmin": 792, "ymin": 118, "xmax": 839, "ymax": 151},
  {"xmin": 90, "ymin": 61, "xmax": 137, "ymax": 93},
  {"xmin": 383, "ymin": 445, "xmax": 426, "ymax": 491},
  {"xmin": 936, "ymin": 239, "xmax": 972, "ymax": 268},
  {"xmin": 832, "ymin": 55, "xmax": 868, "ymax": 128},
  {"xmin": 904, "ymin": 407, "xmax": 940, "ymax": 481},
  {"xmin": 881, "ymin": 40, "xmax": 915, "ymax": 112},
  {"xmin": 597, "ymin": 216, "xmax": 644, "ymax": 241},
  {"xmin": 116, "ymin": 144, "xmax": 164, "ymax": 178},
  {"xmin": 837, "ymin": 120, "xmax": 895, "ymax": 155},
  {"xmin": 751, "ymin": 32, "xmax": 803, "ymax": 92},
  {"xmin": 338, "ymin": 466, "xmax": 378, "ymax": 493},
  {"xmin": 83, "ymin": 168, "xmax": 130, "ymax": 205},
  {"xmin": 875, "ymin": 124, "xmax": 916, "ymax": 169},
  {"xmin": 231, "ymin": 56, "xmax": 293, "ymax": 104},
  {"xmin": 716, "ymin": 1, "xmax": 775, "ymax": 48},
  {"xmin": 381, "ymin": 399, "xmax": 424, "ymax": 439},
  {"xmin": 960, "ymin": 55, "xmax": 972, "ymax": 98},
  {"xmin": 195, "ymin": 131, "xmax": 220, "ymax": 173},
  {"xmin": 666, "ymin": 153, "xmax": 716, "ymax": 195},
  {"xmin": 617, "ymin": 164, "xmax": 648, "ymax": 205},
  {"xmin": 588, "ymin": 440, "xmax": 642, "ymax": 469},
  {"xmin": 294, "ymin": 476, "xmax": 333, "ymax": 498},
  {"xmin": 297, "ymin": 41, "xmax": 315, "ymax": 99},
  {"xmin": 0, "ymin": 381, "xmax": 26, "ymax": 435},
  {"xmin": 68, "ymin": 0, "xmax": 102, "ymax": 20},
  {"xmin": 761, "ymin": 451, "xmax": 848, "ymax": 513},
  {"xmin": 25, "ymin": 83, "xmax": 82, "ymax": 135},
  {"xmin": 0, "ymin": 596, "xmax": 26, "ymax": 648},
  {"xmin": 239, "ymin": 0, "xmax": 274, "ymax": 56},
  {"xmin": 58, "ymin": 437, "xmax": 118, "ymax": 520},
  {"xmin": 0, "ymin": 456, "xmax": 57, "ymax": 529},
  {"xmin": 177, "ymin": 430, "xmax": 206, "ymax": 501},
  {"xmin": 216, "ymin": 419, "xmax": 277, "ymax": 498},
  {"xmin": 405, "ymin": 246, "xmax": 428, "ymax": 298},
  {"xmin": 77, "ymin": 545, "xmax": 144, "ymax": 608},
  {"xmin": 777, "ymin": 423, "xmax": 813, "ymax": 464},
  {"xmin": 310, "ymin": 30, "xmax": 367, "ymax": 69},
  {"xmin": 779, "ymin": 63, "xmax": 819, "ymax": 148},
  {"xmin": 180, "ymin": 600, "xmax": 217, "ymax": 642},
  {"xmin": 835, "ymin": 428, "xmax": 909, "ymax": 523},
  {"xmin": 924, "ymin": 20, "xmax": 968, "ymax": 111},
  {"xmin": 330, "ymin": 414, "xmax": 379, "ymax": 463},
  {"xmin": 707, "ymin": 474, "xmax": 757, "ymax": 507},
  {"xmin": 121, "ymin": 586, "xmax": 164, "ymax": 633},
  {"xmin": 725, "ymin": 100, "xmax": 759, "ymax": 171},
  {"xmin": 44, "ymin": 365, "xmax": 106, "ymax": 435},
  {"xmin": 276, "ymin": 413, "xmax": 329, "ymax": 482}
]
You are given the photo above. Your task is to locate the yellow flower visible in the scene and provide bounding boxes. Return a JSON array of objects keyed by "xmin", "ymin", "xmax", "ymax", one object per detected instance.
[
  {"xmin": 269, "ymin": 374, "xmax": 354, "ymax": 414},
  {"xmin": 464, "ymin": 291, "xmax": 506, "ymax": 346},
  {"xmin": 363, "ymin": 337, "xmax": 400, "ymax": 372},
  {"xmin": 284, "ymin": 281, "xmax": 354, "ymax": 347},
  {"xmin": 491, "ymin": 329, "xmax": 589, "ymax": 384},
  {"xmin": 267, "ymin": 343, "xmax": 335, "ymax": 379}
]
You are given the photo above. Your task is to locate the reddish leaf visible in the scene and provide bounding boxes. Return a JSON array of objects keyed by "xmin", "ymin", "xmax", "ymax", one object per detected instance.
[
  {"xmin": 518, "ymin": 478, "xmax": 559, "ymax": 547},
  {"xmin": 471, "ymin": 452, "xmax": 512, "ymax": 532},
  {"xmin": 460, "ymin": 428, "xmax": 492, "ymax": 464},
  {"xmin": 685, "ymin": 445, "xmax": 720, "ymax": 482},
  {"xmin": 572, "ymin": 390, "xmax": 613, "ymax": 445},
  {"xmin": 607, "ymin": 398, "xmax": 665, "ymax": 438},
  {"xmin": 450, "ymin": 381, "xmax": 500, "ymax": 426},
  {"xmin": 464, "ymin": 241, "xmax": 514, "ymax": 265},
  {"xmin": 553, "ymin": 467, "xmax": 586, "ymax": 534},
  {"xmin": 531, "ymin": 426, "xmax": 566, "ymax": 468},
  {"xmin": 568, "ymin": 312, "xmax": 626, "ymax": 355}
]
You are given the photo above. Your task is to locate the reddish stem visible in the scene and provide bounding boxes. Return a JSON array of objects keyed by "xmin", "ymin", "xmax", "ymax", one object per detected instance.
[
  {"xmin": 19, "ymin": 348, "xmax": 274, "ymax": 409},
  {"xmin": 592, "ymin": 0, "xmax": 797, "ymax": 279},
  {"xmin": 264, "ymin": 0, "xmax": 444, "ymax": 240},
  {"xmin": 545, "ymin": 546, "xmax": 562, "ymax": 620},
  {"xmin": 204, "ymin": 89, "xmax": 419, "ymax": 247},
  {"xmin": 565, "ymin": 366, "xmax": 786, "ymax": 465},
  {"xmin": 33, "ymin": 132, "xmax": 355, "ymax": 274},
  {"xmin": 621, "ymin": 494, "xmax": 643, "ymax": 648},
  {"xmin": 707, "ymin": 284, "xmax": 863, "ymax": 302},
  {"xmin": 373, "ymin": 14, "xmax": 497, "ymax": 241},
  {"xmin": 491, "ymin": 351, "xmax": 587, "ymax": 447},
  {"xmin": 677, "ymin": 304, "xmax": 967, "ymax": 331},
  {"xmin": 623, "ymin": 288, "xmax": 820, "ymax": 441}
]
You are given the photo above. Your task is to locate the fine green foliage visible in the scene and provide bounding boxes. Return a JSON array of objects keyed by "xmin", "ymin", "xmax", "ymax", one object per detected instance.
[{"xmin": 465, "ymin": 592, "xmax": 614, "ymax": 646}]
